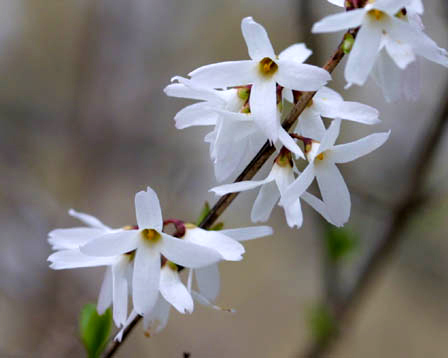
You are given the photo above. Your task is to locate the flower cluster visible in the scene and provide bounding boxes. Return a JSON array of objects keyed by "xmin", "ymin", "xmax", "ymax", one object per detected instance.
[
  {"xmin": 167, "ymin": 16, "xmax": 390, "ymax": 228},
  {"xmin": 48, "ymin": 187, "xmax": 272, "ymax": 339},
  {"xmin": 316, "ymin": 0, "xmax": 448, "ymax": 101},
  {"xmin": 47, "ymin": 0, "xmax": 448, "ymax": 348}
]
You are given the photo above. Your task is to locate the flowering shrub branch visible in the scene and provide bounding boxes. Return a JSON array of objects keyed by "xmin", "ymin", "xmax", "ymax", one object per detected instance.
[
  {"xmin": 43, "ymin": 1, "xmax": 448, "ymax": 357},
  {"xmin": 99, "ymin": 26, "xmax": 359, "ymax": 358}
]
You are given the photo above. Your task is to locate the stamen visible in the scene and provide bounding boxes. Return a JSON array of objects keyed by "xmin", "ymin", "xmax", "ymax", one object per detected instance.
[
  {"xmin": 141, "ymin": 229, "xmax": 161, "ymax": 242},
  {"xmin": 368, "ymin": 9, "xmax": 384, "ymax": 21},
  {"xmin": 258, "ymin": 57, "xmax": 278, "ymax": 76}
]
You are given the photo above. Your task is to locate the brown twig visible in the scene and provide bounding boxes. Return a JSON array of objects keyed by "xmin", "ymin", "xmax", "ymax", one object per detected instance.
[
  {"xmin": 302, "ymin": 82, "xmax": 448, "ymax": 358},
  {"xmin": 102, "ymin": 31, "xmax": 354, "ymax": 358}
]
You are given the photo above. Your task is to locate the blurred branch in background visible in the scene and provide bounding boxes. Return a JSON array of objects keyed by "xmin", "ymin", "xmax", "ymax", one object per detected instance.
[{"xmin": 302, "ymin": 81, "xmax": 448, "ymax": 357}]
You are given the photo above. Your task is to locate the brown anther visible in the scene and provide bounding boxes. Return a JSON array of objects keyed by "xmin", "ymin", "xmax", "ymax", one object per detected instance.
[
  {"xmin": 306, "ymin": 99, "xmax": 314, "ymax": 108},
  {"xmin": 144, "ymin": 331, "xmax": 151, "ymax": 338},
  {"xmin": 259, "ymin": 57, "xmax": 278, "ymax": 76}
]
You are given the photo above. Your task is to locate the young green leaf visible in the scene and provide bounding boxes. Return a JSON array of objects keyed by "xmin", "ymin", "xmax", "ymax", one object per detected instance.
[
  {"xmin": 80, "ymin": 304, "xmax": 113, "ymax": 358},
  {"xmin": 196, "ymin": 201, "xmax": 211, "ymax": 226},
  {"xmin": 325, "ymin": 225, "xmax": 359, "ymax": 262},
  {"xmin": 307, "ymin": 303, "xmax": 336, "ymax": 343}
]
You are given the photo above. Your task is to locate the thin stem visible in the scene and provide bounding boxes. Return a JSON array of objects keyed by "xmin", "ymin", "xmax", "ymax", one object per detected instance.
[
  {"xmin": 102, "ymin": 30, "xmax": 355, "ymax": 358},
  {"xmin": 302, "ymin": 84, "xmax": 448, "ymax": 358}
]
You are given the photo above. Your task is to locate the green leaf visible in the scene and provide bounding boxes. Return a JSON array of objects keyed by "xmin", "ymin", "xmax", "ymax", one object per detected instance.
[
  {"xmin": 325, "ymin": 225, "xmax": 359, "ymax": 262},
  {"xmin": 80, "ymin": 304, "xmax": 113, "ymax": 358},
  {"xmin": 196, "ymin": 201, "xmax": 211, "ymax": 226},
  {"xmin": 307, "ymin": 303, "xmax": 336, "ymax": 343}
]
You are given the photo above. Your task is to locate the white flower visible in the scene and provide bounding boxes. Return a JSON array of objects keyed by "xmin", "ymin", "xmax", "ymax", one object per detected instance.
[
  {"xmin": 47, "ymin": 210, "xmax": 133, "ymax": 327},
  {"xmin": 115, "ymin": 296, "xmax": 170, "ymax": 341},
  {"xmin": 189, "ymin": 17, "xmax": 331, "ymax": 142},
  {"xmin": 313, "ymin": 0, "xmax": 448, "ymax": 87},
  {"xmin": 281, "ymin": 119, "xmax": 390, "ymax": 226},
  {"xmin": 186, "ymin": 225, "xmax": 273, "ymax": 302},
  {"xmin": 205, "ymin": 114, "xmax": 267, "ymax": 181},
  {"xmin": 290, "ymin": 86, "xmax": 380, "ymax": 141},
  {"xmin": 163, "ymin": 76, "xmax": 244, "ymax": 129},
  {"xmin": 211, "ymin": 150, "xmax": 334, "ymax": 228},
  {"xmin": 211, "ymin": 107, "xmax": 305, "ymax": 159},
  {"xmin": 80, "ymin": 187, "xmax": 222, "ymax": 315}
]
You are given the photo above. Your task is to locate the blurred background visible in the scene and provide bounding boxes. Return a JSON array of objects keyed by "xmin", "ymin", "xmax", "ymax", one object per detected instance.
[{"xmin": 1, "ymin": 0, "xmax": 448, "ymax": 357}]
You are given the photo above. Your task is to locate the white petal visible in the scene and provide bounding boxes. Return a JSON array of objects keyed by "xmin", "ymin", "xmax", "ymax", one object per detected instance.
[
  {"xmin": 251, "ymin": 181, "xmax": 280, "ymax": 222},
  {"xmin": 112, "ymin": 257, "xmax": 130, "ymax": 326},
  {"xmin": 174, "ymin": 103, "xmax": 219, "ymax": 129},
  {"xmin": 312, "ymin": 10, "xmax": 365, "ymax": 33},
  {"xmin": 315, "ymin": 162, "xmax": 350, "ymax": 226},
  {"xmin": 114, "ymin": 310, "xmax": 139, "ymax": 342},
  {"xmin": 161, "ymin": 233, "xmax": 222, "ymax": 268},
  {"xmin": 281, "ymin": 163, "xmax": 315, "ymax": 207},
  {"xmin": 189, "ymin": 61, "xmax": 258, "ymax": 88},
  {"xmin": 143, "ymin": 296, "xmax": 171, "ymax": 334},
  {"xmin": 384, "ymin": 37, "xmax": 416, "ymax": 69},
  {"xmin": 279, "ymin": 43, "xmax": 312, "ymax": 63},
  {"xmin": 97, "ymin": 267, "xmax": 113, "ymax": 315},
  {"xmin": 132, "ymin": 240, "xmax": 161, "ymax": 315},
  {"xmin": 185, "ymin": 228, "xmax": 245, "ymax": 261},
  {"xmin": 408, "ymin": 0, "xmax": 423, "ymax": 15},
  {"xmin": 48, "ymin": 227, "xmax": 106, "ymax": 250},
  {"xmin": 273, "ymin": 164, "xmax": 296, "ymax": 196},
  {"xmin": 195, "ymin": 264, "xmax": 220, "ymax": 302},
  {"xmin": 275, "ymin": 61, "xmax": 331, "ymax": 91},
  {"xmin": 301, "ymin": 192, "xmax": 337, "ymax": 226},
  {"xmin": 241, "ymin": 16, "xmax": 275, "ymax": 60},
  {"xmin": 191, "ymin": 291, "xmax": 234, "ymax": 312},
  {"xmin": 319, "ymin": 118, "xmax": 341, "ymax": 153},
  {"xmin": 371, "ymin": 49, "xmax": 403, "ymax": 102},
  {"xmin": 80, "ymin": 231, "xmax": 139, "ymax": 257},
  {"xmin": 160, "ymin": 265, "xmax": 193, "ymax": 314},
  {"xmin": 345, "ymin": 23, "xmax": 382, "ymax": 86},
  {"xmin": 386, "ymin": 17, "xmax": 448, "ymax": 67},
  {"xmin": 296, "ymin": 108, "xmax": 326, "ymax": 141},
  {"xmin": 250, "ymin": 79, "xmax": 279, "ymax": 141},
  {"xmin": 210, "ymin": 177, "xmax": 272, "ymax": 196},
  {"xmin": 278, "ymin": 127, "xmax": 304, "ymax": 158},
  {"xmin": 282, "ymin": 198, "xmax": 304, "ymax": 228},
  {"xmin": 48, "ymin": 249, "xmax": 115, "ymax": 269},
  {"xmin": 164, "ymin": 78, "xmax": 223, "ymax": 103},
  {"xmin": 375, "ymin": 0, "xmax": 412, "ymax": 14},
  {"xmin": 332, "ymin": 102, "xmax": 380, "ymax": 125},
  {"xmin": 314, "ymin": 86, "xmax": 343, "ymax": 103},
  {"xmin": 330, "ymin": 131, "xmax": 390, "ymax": 163},
  {"xmin": 69, "ymin": 209, "xmax": 109, "ymax": 230},
  {"xmin": 135, "ymin": 187, "xmax": 163, "ymax": 231},
  {"xmin": 327, "ymin": 0, "xmax": 345, "ymax": 6},
  {"xmin": 220, "ymin": 226, "xmax": 273, "ymax": 241},
  {"xmin": 402, "ymin": 60, "xmax": 421, "ymax": 101}
]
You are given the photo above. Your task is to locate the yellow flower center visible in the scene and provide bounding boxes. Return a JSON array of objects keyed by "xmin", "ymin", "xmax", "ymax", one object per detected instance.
[
  {"xmin": 141, "ymin": 228, "xmax": 161, "ymax": 243},
  {"xmin": 258, "ymin": 57, "xmax": 278, "ymax": 77},
  {"xmin": 317, "ymin": 153, "xmax": 325, "ymax": 161},
  {"xmin": 368, "ymin": 9, "xmax": 384, "ymax": 21}
]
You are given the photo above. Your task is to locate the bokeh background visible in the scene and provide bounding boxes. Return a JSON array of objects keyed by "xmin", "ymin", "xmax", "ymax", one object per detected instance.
[{"xmin": 1, "ymin": 0, "xmax": 448, "ymax": 357}]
